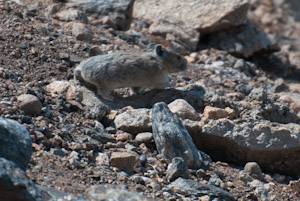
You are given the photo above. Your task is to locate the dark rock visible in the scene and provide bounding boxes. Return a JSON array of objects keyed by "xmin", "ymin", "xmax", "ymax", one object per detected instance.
[
  {"xmin": 166, "ymin": 157, "xmax": 189, "ymax": 182},
  {"xmin": 152, "ymin": 102, "xmax": 210, "ymax": 169},
  {"xmin": 168, "ymin": 178, "xmax": 234, "ymax": 201},
  {"xmin": 91, "ymin": 132, "xmax": 116, "ymax": 144},
  {"xmin": 0, "ymin": 118, "xmax": 32, "ymax": 170},
  {"xmin": 0, "ymin": 157, "xmax": 40, "ymax": 201}
]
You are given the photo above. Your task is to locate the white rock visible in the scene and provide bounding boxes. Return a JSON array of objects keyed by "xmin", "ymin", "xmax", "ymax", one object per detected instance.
[
  {"xmin": 168, "ymin": 99, "xmax": 200, "ymax": 121},
  {"xmin": 114, "ymin": 108, "xmax": 152, "ymax": 134},
  {"xmin": 46, "ymin": 80, "xmax": 70, "ymax": 95}
]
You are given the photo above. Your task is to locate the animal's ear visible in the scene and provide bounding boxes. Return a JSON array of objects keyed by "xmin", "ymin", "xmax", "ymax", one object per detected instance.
[{"xmin": 155, "ymin": 45, "xmax": 165, "ymax": 59}]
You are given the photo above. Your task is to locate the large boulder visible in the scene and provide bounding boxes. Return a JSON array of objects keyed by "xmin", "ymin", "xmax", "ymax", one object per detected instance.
[
  {"xmin": 187, "ymin": 118, "xmax": 300, "ymax": 175},
  {"xmin": 0, "ymin": 118, "xmax": 32, "ymax": 170},
  {"xmin": 134, "ymin": 0, "xmax": 249, "ymax": 33}
]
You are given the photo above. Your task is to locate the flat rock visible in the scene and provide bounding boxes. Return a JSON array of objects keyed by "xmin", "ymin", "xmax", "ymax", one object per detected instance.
[
  {"xmin": 114, "ymin": 108, "xmax": 152, "ymax": 134},
  {"xmin": 0, "ymin": 118, "xmax": 32, "ymax": 170},
  {"xmin": 134, "ymin": 0, "xmax": 249, "ymax": 34},
  {"xmin": 189, "ymin": 118, "xmax": 300, "ymax": 175},
  {"xmin": 0, "ymin": 157, "xmax": 39, "ymax": 201},
  {"xmin": 110, "ymin": 151, "xmax": 139, "ymax": 172},
  {"xmin": 17, "ymin": 94, "xmax": 42, "ymax": 115},
  {"xmin": 67, "ymin": 0, "xmax": 135, "ymax": 30},
  {"xmin": 168, "ymin": 99, "xmax": 200, "ymax": 121},
  {"xmin": 168, "ymin": 178, "xmax": 234, "ymax": 201},
  {"xmin": 208, "ymin": 20, "xmax": 278, "ymax": 57},
  {"xmin": 152, "ymin": 102, "xmax": 209, "ymax": 169}
]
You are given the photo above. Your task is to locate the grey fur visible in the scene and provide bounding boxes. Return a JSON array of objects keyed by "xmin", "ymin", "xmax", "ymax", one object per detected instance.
[{"xmin": 74, "ymin": 44, "xmax": 187, "ymax": 100}]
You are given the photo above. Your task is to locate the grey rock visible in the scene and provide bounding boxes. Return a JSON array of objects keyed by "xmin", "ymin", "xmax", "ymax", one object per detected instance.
[
  {"xmin": 114, "ymin": 109, "xmax": 152, "ymax": 134},
  {"xmin": 54, "ymin": 9, "xmax": 88, "ymax": 24},
  {"xmin": 36, "ymin": 184, "xmax": 69, "ymax": 201},
  {"xmin": 0, "ymin": 157, "xmax": 40, "ymax": 201},
  {"xmin": 208, "ymin": 20, "xmax": 278, "ymax": 57},
  {"xmin": 166, "ymin": 157, "xmax": 189, "ymax": 182},
  {"xmin": 67, "ymin": 0, "xmax": 135, "ymax": 30},
  {"xmin": 168, "ymin": 178, "xmax": 234, "ymax": 201},
  {"xmin": 72, "ymin": 23, "xmax": 93, "ymax": 42},
  {"xmin": 17, "ymin": 94, "xmax": 43, "ymax": 115},
  {"xmin": 0, "ymin": 118, "xmax": 32, "ymax": 170},
  {"xmin": 152, "ymin": 102, "xmax": 209, "ymax": 169},
  {"xmin": 244, "ymin": 162, "xmax": 263, "ymax": 179}
]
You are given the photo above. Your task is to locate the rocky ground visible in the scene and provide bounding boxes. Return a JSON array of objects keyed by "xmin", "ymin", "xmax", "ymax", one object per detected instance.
[{"xmin": 1, "ymin": 0, "xmax": 300, "ymax": 200}]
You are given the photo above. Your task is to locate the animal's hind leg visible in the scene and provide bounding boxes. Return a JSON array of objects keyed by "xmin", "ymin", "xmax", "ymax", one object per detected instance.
[{"xmin": 97, "ymin": 88, "xmax": 114, "ymax": 101}]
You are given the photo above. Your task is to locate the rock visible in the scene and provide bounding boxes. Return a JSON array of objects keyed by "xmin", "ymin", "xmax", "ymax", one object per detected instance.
[
  {"xmin": 46, "ymin": 80, "xmax": 70, "ymax": 95},
  {"xmin": 135, "ymin": 132, "xmax": 153, "ymax": 144},
  {"xmin": 134, "ymin": 0, "xmax": 249, "ymax": 34},
  {"xmin": 166, "ymin": 157, "xmax": 189, "ymax": 182},
  {"xmin": 114, "ymin": 109, "xmax": 152, "ymax": 134},
  {"xmin": 249, "ymin": 180, "xmax": 275, "ymax": 201},
  {"xmin": 152, "ymin": 102, "xmax": 210, "ymax": 169},
  {"xmin": 168, "ymin": 178, "xmax": 234, "ymax": 200},
  {"xmin": 149, "ymin": 19, "xmax": 200, "ymax": 53},
  {"xmin": 17, "ymin": 94, "xmax": 42, "ymax": 115},
  {"xmin": 0, "ymin": 157, "xmax": 39, "ymax": 201},
  {"xmin": 67, "ymin": 0, "xmax": 135, "ymax": 30},
  {"xmin": 244, "ymin": 162, "xmax": 263, "ymax": 179},
  {"xmin": 53, "ymin": 9, "xmax": 87, "ymax": 23},
  {"xmin": 116, "ymin": 133, "xmax": 132, "ymax": 142},
  {"xmin": 35, "ymin": 184, "xmax": 69, "ymax": 201},
  {"xmin": 77, "ymin": 184, "xmax": 154, "ymax": 200},
  {"xmin": 208, "ymin": 20, "xmax": 278, "ymax": 57},
  {"xmin": 208, "ymin": 173, "xmax": 225, "ymax": 188},
  {"xmin": 289, "ymin": 179, "xmax": 300, "ymax": 194},
  {"xmin": 91, "ymin": 132, "xmax": 115, "ymax": 144},
  {"xmin": 66, "ymin": 84, "xmax": 83, "ymax": 102},
  {"xmin": 95, "ymin": 152, "xmax": 109, "ymax": 166},
  {"xmin": 191, "ymin": 118, "xmax": 300, "ymax": 175},
  {"xmin": 110, "ymin": 151, "xmax": 139, "ymax": 172},
  {"xmin": 168, "ymin": 99, "xmax": 200, "ymax": 121},
  {"xmin": 131, "ymin": 176, "xmax": 161, "ymax": 191},
  {"xmin": 0, "ymin": 118, "xmax": 32, "ymax": 170},
  {"xmin": 80, "ymin": 86, "xmax": 111, "ymax": 110},
  {"xmin": 203, "ymin": 106, "xmax": 236, "ymax": 119},
  {"xmin": 72, "ymin": 23, "xmax": 93, "ymax": 42}
]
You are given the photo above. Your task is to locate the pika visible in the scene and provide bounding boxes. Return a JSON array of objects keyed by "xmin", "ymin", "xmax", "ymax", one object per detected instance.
[{"xmin": 74, "ymin": 44, "xmax": 187, "ymax": 100}]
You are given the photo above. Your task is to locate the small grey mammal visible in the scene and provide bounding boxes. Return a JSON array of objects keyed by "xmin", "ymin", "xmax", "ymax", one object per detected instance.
[{"xmin": 74, "ymin": 44, "xmax": 187, "ymax": 100}]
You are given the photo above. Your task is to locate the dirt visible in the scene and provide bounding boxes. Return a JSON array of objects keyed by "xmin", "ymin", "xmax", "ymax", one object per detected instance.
[{"xmin": 1, "ymin": 0, "xmax": 300, "ymax": 200}]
